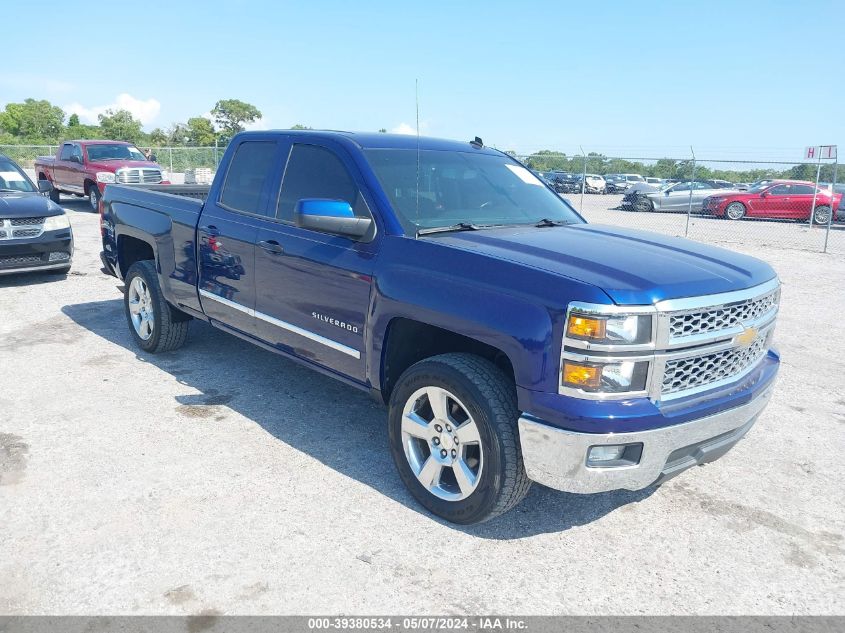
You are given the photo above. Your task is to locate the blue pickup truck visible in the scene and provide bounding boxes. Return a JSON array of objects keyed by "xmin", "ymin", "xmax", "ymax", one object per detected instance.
[{"xmin": 100, "ymin": 131, "xmax": 780, "ymax": 524}]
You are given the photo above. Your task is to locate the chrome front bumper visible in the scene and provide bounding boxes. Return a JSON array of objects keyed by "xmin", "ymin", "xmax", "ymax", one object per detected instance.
[{"xmin": 517, "ymin": 385, "xmax": 774, "ymax": 494}]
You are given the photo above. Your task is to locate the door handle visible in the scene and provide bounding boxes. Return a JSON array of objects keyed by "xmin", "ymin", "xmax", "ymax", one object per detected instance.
[
  {"xmin": 201, "ymin": 225, "xmax": 220, "ymax": 236},
  {"xmin": 258, "ymin": 240, "xmax": 284, "ymax": 254}
]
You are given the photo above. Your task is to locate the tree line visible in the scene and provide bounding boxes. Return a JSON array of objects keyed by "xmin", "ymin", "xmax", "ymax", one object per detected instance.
[
  {"xmin": 522, "ymin": 150, "xmax": 840, "ymax": 184},
  {"xmin": 0, "ymin": 97, "xmax": 312, "ymax": 148}
]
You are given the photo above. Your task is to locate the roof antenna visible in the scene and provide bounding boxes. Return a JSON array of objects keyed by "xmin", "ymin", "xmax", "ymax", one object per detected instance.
[{"xmin": 415, "ymin": 78, "xmax": 420, "ymax": 223}]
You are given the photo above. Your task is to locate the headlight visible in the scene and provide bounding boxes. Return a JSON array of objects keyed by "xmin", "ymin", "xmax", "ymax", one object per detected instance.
[
  {"xmin": 561, "ymin": 360, "xmax": 649, "ymax": 393},
  {"xmin": 566, "ymin": 313, "xmax": 652, "ymax": 345},
  {"xmin": 96, "ymin": 172, "xmax": 116, "ymax": 183},
  {"xmin": 43, "ymin": 214, "xmax": 70, "ymax": 231}
]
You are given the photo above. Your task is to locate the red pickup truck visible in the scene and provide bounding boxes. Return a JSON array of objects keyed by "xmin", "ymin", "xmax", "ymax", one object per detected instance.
[{"xmin": 35, "ymin": 140, "xmax": 169, "ymax": 211}]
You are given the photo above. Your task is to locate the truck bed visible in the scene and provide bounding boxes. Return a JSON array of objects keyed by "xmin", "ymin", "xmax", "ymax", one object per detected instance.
[{"xmin": 109, "ymin": 183, "xmax": 211, "ymax": 203}]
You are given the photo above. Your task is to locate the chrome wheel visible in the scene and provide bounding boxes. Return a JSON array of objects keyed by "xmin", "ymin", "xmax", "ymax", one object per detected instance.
[
  {"xmin": 127, "ymin": 276, "xmax": 155, "ymax": 340},
  {"xmin": 726, "ymin": 202, "xmax": 745, "ymax": 220},
  {"xmin": 813, "ymin": 206, "xmax": 831, "ymax": 225},
  {"xmin": 89, "ymin": 187, "xmax": 99, "ymax": 211},
  {"xmin": 401, "ymin": 386, "xmax": 483, "ymax": 501}
]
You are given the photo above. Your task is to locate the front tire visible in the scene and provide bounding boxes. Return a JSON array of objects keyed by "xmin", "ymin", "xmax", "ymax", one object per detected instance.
[
  {"xmin": 635, "ymin": 196, "xmax": 654, "ymax": 212},
  {"xmin": 388, "ymin": 353, "xmax": 531, "ymax": 524},
  {"xmin": 725, "ymin": 202, "xmax": 746, "ymax": 220},
  {"xmin": 49, "ymin": 187, "xmax": 61, "ymax": 203},
  {"xmin": 813, "ymin": 205, "xmax": 831, "ymax": 225},
  {"xmin": 123, "ymin": 260, "xmax": 189, "ymax": 353}
]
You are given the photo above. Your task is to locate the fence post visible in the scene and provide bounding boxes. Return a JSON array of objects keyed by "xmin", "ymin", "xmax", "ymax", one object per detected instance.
[
  {"xmin": 169, "ymin": 148, "xmax": 173, "ymax": 178},
  {"xmin": 823, "ymin": 159, "xmax": 838, "ymax": 254},
  {"xmin": 685, "ymin": 146, "xmax": 696, "ymax": 237},
  {"xmin": 579, "ymin": 146, "xmax": 586, "ymax": 212},
  {"xmin": 809, "ymin": 154, "xmax": 823, "ymax": 228}
]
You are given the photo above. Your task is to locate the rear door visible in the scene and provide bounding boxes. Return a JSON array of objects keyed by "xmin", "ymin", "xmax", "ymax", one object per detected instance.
[
  {"xmin": 789, "ymin": 184, "xmax": 816, "ymax": 219},
  {"xmin": 252, "ymin": 140, "xmax": 378, "ymax": 382},
  {"xmin": 197, "ymin": 137, "xmax": 285, "ymax": 336}
]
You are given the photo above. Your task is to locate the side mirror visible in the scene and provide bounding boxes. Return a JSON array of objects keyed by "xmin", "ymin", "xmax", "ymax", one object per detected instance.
[
  {"xmin": 760, "ymin": 191, "xmax": 768, "ymax": 197},
  {"xmin": 294, "ymin": 199, "xmax": 372, "ymax": 239},
  {"xmin": 70, "ymin": 155, "xmax": 82, "ymax": 164},
  {"xmin": 38, "ymin": 179, "xmax": 53, "ymax": 193}
]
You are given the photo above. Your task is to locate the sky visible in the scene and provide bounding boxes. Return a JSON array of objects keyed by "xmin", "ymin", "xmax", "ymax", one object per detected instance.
[{"xmin": 2, "ymin": 0, "xmax": 843, "ymax": 161}]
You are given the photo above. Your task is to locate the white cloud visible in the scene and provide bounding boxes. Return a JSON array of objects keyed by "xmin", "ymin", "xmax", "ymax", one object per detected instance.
[
  {"xmin": 391, "ymin": 122, "xmax": 418, "ymax": 135},
  {"xmin": 64, "ymin": 93, "xmax": 161, "ymax": 125},
  {"xmin": 244, "ymin": 117, "xmax": 270, "ymax": 131}
]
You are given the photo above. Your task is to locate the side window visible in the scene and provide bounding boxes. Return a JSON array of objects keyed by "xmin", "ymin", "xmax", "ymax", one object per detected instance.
[
  {"xmin": 276, "ymin": 144, "xmax": 369, "ymax": 222},
  {"xmin": 219, "ymin": 141, "xmax": 278, "ymax": 216},
  {"xmin": 791, "ymin": 184, "xmax": 814, "ymax": 195},
  {"xmin": 72, "ymin": 145, "xmax": 83, "ymax": 161},
  {"xmin": 59, "ymin": 144, "xmax": 74, "ymax": 161},
  {"xmin": 768, "ymin": 185, "xmax": 790, "ymax": 196},
  {"xmin": 672, "ymin": 183, "xmax": 691, "ymax": 192}
]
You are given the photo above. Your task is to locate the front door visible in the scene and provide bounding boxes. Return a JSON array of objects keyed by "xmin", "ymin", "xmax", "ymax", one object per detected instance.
[
  {"xmin": 253, "ymin": 141, "xmax": 377, "ymax": 382},
  {"xmin": 197, "ymin": 138, "xmax": 285, "ymax": 336}
]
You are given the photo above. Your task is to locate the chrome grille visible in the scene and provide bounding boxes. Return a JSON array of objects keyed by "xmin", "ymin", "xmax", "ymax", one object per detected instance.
[
  {"xmin": 669, "ymin": 288, "xmax": 779, "ymax": 339},
  {"xmin": 115, "ymin": 168, "xmax": 163, "ymax": 184},
  {"xmin": 13, "ymin": 228, "xmax": 40, "ymax": 237},
  {"xmin": 11, "ymin": 217, "xmax": 45, "ymax": 226},
  {"xmin": 662, "ymin": 334, "xmax": 769, "ymax": 395},
  {"xmin": 0, "ymin": 217, "xmax": 45, "ymax": 240}
]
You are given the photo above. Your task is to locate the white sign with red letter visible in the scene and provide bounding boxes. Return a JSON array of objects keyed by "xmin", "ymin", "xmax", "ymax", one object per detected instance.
[{"xmin": 804, "ymin": 145, "xmax": 837, "ymax": 160}]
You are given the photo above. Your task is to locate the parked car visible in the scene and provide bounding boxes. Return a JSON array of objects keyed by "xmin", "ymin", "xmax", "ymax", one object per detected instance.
[
  {"xmin": 0, "ymin": 153, "xmax": 73, "ymax": 275},
  {"xmin": 712, "ymin": 180, "xmax": 738, "ymax": 189},
  {"xmin": 622, "ymin": 180, "xmax": 730, "ymax": 213},
  {"xmin": 100, "ymin": 130, "xmax": 780, "ymax": 524},
  {"xmin": 605, "ymin": 173, "xmax": 644, "ymax": 194},
  {"xmin": 548, "ymin": 171, "xmax": 580, "ymax": 193},
  {"xmin": 576, "ymin": 173, "xmax": 607, "ymax": 193},
  {"xmin": 702, "ymin": 180, "xmax": 842, "ymax": 223},
  {"xmin": 35, "ymin": 140, "xmax": 170, "ymax": 211},
  {"xmin": 645, "ymin": 177, "xmax": 662, "ymax": 187}
]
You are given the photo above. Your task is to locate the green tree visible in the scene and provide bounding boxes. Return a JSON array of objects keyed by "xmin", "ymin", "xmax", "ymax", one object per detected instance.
[
  {"xmin": 211, "ymin": 99, "xmax": 261, "ymax": 138},
  {"xmin": 97, "ymin": 109, "xmax": 143, "ymax": 143},
  {"xmin": 67, "ymin": 113, "xmax": 80, "ymax": 127},
  {"xmin": 148, "ymin": 128, "xmax": 168, "ymax": 146},
  {"xmin": 0, "ymin": 99, "xmax": 66, "ymax": 143},
  {"xmin": 186, "ymin": 117, "xmax": 217, "ymax": 146},
  {"xmin": 166, "ymin": 123, "xmax": 190, "ymax": 146},
  {"xmin": 378, "ymin": 128, "xmax": 387, "ymax": 133},
  {"xmin": 290, "ymin": 123, "xmax": 311, "ymax": 130}
]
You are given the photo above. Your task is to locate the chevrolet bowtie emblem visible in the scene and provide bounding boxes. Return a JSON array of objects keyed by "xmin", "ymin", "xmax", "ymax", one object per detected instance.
[{"xmin": 735, "ymin": 326, "xmax": 758, "ymax": 348}]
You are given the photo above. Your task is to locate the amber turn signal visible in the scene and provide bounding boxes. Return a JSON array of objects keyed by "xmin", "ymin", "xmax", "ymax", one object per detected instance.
[
  {"xmin": 566, "ymin": 316, "xmax": 606, "ymax": 340},
  {"xmin": 562, "ymin": 361, "xmax": 602, "ymax": 389}
]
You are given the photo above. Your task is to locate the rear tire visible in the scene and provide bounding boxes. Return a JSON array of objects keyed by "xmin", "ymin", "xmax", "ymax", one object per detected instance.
[
  {"xmin": 388, "ymin": 353, "xmax": 531, "ymax": 524},
  {"xmin": 725, "ymin": 202, "xmax": 746, "ymax": 220},
  {"xmin": 123, "ymin": 260, "xmax": 190, "ymax": 353},
  {"xmin": 813, "ymin": 205, "xmax": 831, "ymax": 225}
]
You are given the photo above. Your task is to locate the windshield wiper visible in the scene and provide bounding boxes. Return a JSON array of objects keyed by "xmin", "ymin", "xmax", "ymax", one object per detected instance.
[
  {"xmin": 534, "ymin": 218, "xmax": 569, "ymax": 227},
  {"xmin": 417, "ymin": 222, "xmax": 484, "ymax": 236}
]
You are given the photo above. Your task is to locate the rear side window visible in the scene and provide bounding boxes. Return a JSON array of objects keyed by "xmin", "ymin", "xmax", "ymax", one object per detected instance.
[
  {"xmin": 220, "ymin": 141, "xmax": 278, "ymax": 215},
  {"xmin": 276, "ymin": 144, "xmax": 369, "ymax": 222},
  {"xmin": 791, "ymin": 184, "xmax": 815, "ymax": 195}
]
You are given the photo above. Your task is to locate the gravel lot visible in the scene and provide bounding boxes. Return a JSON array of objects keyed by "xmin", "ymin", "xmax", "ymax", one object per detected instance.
[{"xmin": 1, "ymin": 198, "xmax": 843, "ymax": 615}]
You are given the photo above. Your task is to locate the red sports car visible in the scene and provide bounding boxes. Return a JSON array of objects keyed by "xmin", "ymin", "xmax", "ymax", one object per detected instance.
[{"xmin": 702, "ymin": 180, "xmax": 842, "ymax": 224}]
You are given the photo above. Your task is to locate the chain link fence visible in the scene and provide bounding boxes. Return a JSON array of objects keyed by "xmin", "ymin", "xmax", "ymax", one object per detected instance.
[
  {"xmin": 2, "ymin": 144, "xmax": 841, "ymax": 254},
  {"xmin": 0, "ymin": 145, "xmax": 226, "ymax": 184},
  {"xmin": 518, "ymin": 151, "xmax": 842, "ymax": 255}
]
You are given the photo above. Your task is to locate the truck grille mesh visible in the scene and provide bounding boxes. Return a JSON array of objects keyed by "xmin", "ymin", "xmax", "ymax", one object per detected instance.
[
  {"xmin": 669, "ymin": 288, "xmax": 779, "ymax": 339},
  {"xmin": 662, "ymin": 335, "xmax": 769, "ymax": 395},
  {"xmin": 116, "ymin": 169, "xmax": 163, "ymax": 184},
  {"xmin": 0, "ymin": 217, "xmax": 45, "ymax": 240}
]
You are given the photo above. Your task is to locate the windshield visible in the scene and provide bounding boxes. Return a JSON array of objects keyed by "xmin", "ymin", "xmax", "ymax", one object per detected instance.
[
  {"xmin": 365, "ymin": 149, "xmax": 584, "ymax": 232},
  {"xmin": 0, "ymin": 159, "xmax": 36, "ymax": 193},
  {"xmin": 86, "ymin": 144, "xmax": 147, "ymax": 161}
]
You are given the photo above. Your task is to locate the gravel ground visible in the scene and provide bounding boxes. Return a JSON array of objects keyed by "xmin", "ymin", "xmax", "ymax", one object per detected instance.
[{"xmin": 0, "ymin": 198, "xmax": 843, "ymax": 615}]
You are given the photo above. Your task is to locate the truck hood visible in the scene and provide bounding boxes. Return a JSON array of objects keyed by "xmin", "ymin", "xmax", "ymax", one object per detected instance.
[
  {"xmin": 86, "ymin": 160, "xmax": 163, "ymax": 172},
  {"xmin": 0, "ymin": 192, "xmax": 64, "ymax": 218},
  {"xmin": 426, "ymin": 223, "xmax": 776, "ymax": 305}
]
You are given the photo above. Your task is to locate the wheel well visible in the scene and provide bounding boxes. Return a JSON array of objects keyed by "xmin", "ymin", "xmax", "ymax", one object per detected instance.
[
  {"xmin": 84, "ymin": 179, "xmax": 96, "ymax": 195},
  {"xmin": 117, "ymin": 235, "xmax": 155, "ymax": 278},
  {"xmin": 380, "ymin": 318, "xmax": 515, "ymax": 402}
]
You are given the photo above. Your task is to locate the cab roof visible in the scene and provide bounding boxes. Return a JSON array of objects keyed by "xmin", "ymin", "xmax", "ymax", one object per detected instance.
[{"xmin": 237, "ymin": 130, "xmax": 504, "ymax": 155}]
